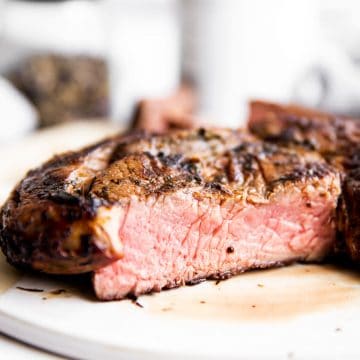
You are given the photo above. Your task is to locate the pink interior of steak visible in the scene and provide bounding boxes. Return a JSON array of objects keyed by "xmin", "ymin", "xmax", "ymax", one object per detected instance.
[{"xmin": 93, "ymin": 176, "xmax": 338, "ymax": 300}]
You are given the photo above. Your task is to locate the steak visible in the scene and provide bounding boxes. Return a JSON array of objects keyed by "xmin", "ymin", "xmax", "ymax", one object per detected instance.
[
  {"xmin": 0, "ymin": 128, "xmax": 340, "ymax": 300},
  {"xmin": 248, "ymin": 100, "xmax": 360, "ymax": 261}
]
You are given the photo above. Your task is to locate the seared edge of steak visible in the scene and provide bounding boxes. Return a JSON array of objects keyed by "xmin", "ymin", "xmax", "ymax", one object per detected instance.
[{"xmin": 0, "ymin": 133, "xmax": 124, "ymax": 273}]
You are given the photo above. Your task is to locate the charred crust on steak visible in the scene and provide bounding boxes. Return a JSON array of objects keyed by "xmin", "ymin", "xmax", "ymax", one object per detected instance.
[
  {"xmin": 0, "ymin": 128, "xmax": 340, "ymax": 274},
  {"xmin": 269, "ymin": 162, "xmax": 333, "ymax": 188}
]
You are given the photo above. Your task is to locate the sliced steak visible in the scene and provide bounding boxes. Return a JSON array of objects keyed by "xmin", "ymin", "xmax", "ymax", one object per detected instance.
[
  {"xmin": 248, "ymin": 100, "xmax": 360, "ymax": 261},
  {"xmin": 0, "ymin": 128, "xmax": 340, "ymax": 300}
]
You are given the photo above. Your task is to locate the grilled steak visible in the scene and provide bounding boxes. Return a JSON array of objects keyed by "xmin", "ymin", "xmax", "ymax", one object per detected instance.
[
  {"xmin": 0, "ymin": 128, "xmax": 340, "ymax": 300},
  {"xmin": 248, "ymin": 100, "xmax": 360, "ymax": 261}
]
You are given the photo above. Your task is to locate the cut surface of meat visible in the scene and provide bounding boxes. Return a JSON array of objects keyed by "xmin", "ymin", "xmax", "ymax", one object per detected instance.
[
  {"xmin": 93, "ymin": 174, "xmax": 338, "ymax": 300},
  {"xmin": 248, "ymin": 100, "xmax": 360, "ymax": 261},
  {"xmin": 0, "ymin": 128, "xmax": 341, "ymax": 300}
]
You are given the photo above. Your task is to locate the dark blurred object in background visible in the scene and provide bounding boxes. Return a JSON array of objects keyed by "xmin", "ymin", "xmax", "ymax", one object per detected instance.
[
  {"xmin": 6, "ymin": 54, "xmax": 109, "ymax": 127},
  {"xmin": 0, "ymin": 0, "xmax": 108, "ymax": 131}
]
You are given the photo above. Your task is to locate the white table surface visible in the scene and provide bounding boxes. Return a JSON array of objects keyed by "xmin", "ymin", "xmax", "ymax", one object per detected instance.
[{"xmin": 0, "ymin": 332, "xmax": 63, "ymax": 359}]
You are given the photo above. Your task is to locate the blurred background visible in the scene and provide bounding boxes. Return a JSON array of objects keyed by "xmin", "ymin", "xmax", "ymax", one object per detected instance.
[{"xmin": 1, "ymin": 0, "xmax": 360, "ymax": 141}]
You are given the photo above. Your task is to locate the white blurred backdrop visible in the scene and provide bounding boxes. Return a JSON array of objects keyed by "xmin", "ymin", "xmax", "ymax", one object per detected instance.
[{"xmin": 0, "ymin": 0, "xmax": 360, "ymax": 140}]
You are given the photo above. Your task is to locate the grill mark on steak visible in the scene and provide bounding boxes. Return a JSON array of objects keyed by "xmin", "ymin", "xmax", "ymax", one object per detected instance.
[{"xmin": 269, "ymin": 162, "xmax": 332, "ymax": 190}]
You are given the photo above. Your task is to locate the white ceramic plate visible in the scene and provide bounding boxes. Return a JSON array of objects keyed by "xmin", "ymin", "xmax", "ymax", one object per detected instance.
[
  {"xmin": 1, "ymin": 252, "xmax": 360, "ymax": 360},
  {"xmin": 1, "ymin": 124, "xmax": 360, "ymax": 359}
]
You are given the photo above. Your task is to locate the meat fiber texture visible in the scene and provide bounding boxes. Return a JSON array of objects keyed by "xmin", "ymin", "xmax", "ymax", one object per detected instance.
[
  {"xmin": 248, "ymin": 100, "xmax": 360, "ymax": 262},
  {"xmin": 0, "ymin": 128, "xmax": 341, "ymax": 300}
]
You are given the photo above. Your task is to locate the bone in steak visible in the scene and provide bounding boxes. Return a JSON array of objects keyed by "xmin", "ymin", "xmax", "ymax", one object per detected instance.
[
  {"xmin": 248, "ymin": 100, "xmax": 360, "ymax": 261},
  {"xmin": 0, "ymin": 128, "xmax": 340, "ymax": 300}
]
